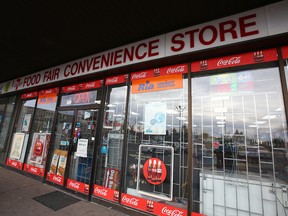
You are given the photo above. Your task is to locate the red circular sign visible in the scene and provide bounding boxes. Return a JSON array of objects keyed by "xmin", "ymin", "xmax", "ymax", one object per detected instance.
[
  {"xmin": 143, "ymin": 158, "xmax": 167, "ymax": 185},
  {"xmin": 213, "ymin": 141, "xmax": 219, "ymax": 149}
]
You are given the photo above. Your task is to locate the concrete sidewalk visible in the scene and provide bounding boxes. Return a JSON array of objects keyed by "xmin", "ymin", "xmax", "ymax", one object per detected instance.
[{"xmin": 0, "ymin": 167, "xmax": 130, "ymax": 216}]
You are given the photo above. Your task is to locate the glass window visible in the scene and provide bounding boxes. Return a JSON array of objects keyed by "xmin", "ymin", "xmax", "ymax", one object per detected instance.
[
  {"xmin": 7, "ymin": 98, "xmax": 36, "ymax": 168},
  {"xmin": 123, "ymin": 74, "xmax": 188, "ymax": 213},
  {"xmin": 24, "ymin": 89, "xmax": 58, "ymax": 176},
  {"xmin": 94, "ymin": 85, "xmax": 127, "ymax": 201},
  {"xmin": 0, "ymin": 96, "xmax": 17, "ymax": 164},
  {"xmin": 192, "ymin": 67, "xmax": 288, "ymax": 216}
]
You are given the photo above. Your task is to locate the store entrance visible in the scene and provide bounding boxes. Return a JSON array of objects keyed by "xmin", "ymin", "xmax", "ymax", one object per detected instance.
[{"xmin": 46, "ymin": 106, "xmax": 98, "ymax": 195}]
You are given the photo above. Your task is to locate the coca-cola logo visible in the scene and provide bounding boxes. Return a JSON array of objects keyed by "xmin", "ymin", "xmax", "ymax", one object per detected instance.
[
  {"xmin": 69, "ymin": 181, "xmax": 80, "ymax": 189},
  {"xmin": 166, "ymin": 66, "xmax": 185, "ymax": 74},
  {"xmin": 67, "ymin": 86, "xmax": 76, "ymax": 91},
  {"xmin": 30, "ymin": 167, "xmax": 38, "ymax": 173},
  {"xmin": 53, "ymin": 176, "xmax": 62, "ymax": 183},
  {"xmin": 106, "ymin": 77, "xmax": 119, "ymax": 84},
  {"xmin": 122, "ymin": 196, "xmax": 139, "ymax": 206},
  {"xmin": 161, "ymin": 207, "xmax": 184, "ymax": 216},
  {"xmin": 94, "ymin": 187, "xmax": 108, "ymax": 196},
  {"xmin": 132, "ymin": 72, "xmax": 147, "ymax": 79},
  {"xmin": 84, "ymin": 83, "xmax": 96, "ymax": 88},
  {"xmin": 217, "ymin": 57, "xmax": 241, "ymax": 66},
  {"xmin": 45, "ymin": 90, "xmax": 53, "ymax": 94},
  {"xmin": 11, "ymin": 161, "xmax": 17, "ymax": 166}
]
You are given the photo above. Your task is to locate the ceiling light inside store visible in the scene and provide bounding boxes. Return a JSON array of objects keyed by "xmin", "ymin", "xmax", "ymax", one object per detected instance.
[
  {"xmin": 106, "ymin": 110, "xmax": 115, "ymax": 113},
  {"xmin": 217, "ymin": 125, "xmax": 225, "ymax": 127},
  {"xmin": 211, "ymin": 96, "xmax": 230, "ymax": 101},
  {"xmin": 248, "ymin": 125, "xmax": 257, "ymax": 127},
  {"xmin": 216, "ymin": 116, "xmax": 226, "ymax": 120},
  {"xmin": 262, "ymin": 115, "xmax": 276, "ymax": 120},
  {"xmin": 94, "ymin": 100, "xmax": 101, "ymax": 104},
  {"xmin": 217, "ymin": 121, "xmax": 225, "ymax": 124},
  {"xmin": 176, "ymin": 117, "xmax": 187, "ymax": 121},
  {"xmin": 275, "ymin": 108, "xmax": 281, "ymax": 112},
  {"xmin": 255, "ymin": 121, "xmax": 266, "ymax": 124},
  {"xmin": 130, "ymin": 111, "xmax": 140, "ymax": 116},
  {"xmin": 214, "ymin": 107, "xmax": 227, "ymax": 113},
  {"xmin": 107, "ymin": 104, "xmax": 116, "ymax": 107},
  {"xmin": 166, "ymin": 109, "xmax": 178, "ymax": 115}
]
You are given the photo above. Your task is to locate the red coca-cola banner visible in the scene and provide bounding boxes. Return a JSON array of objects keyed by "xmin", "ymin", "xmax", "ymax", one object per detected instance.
[
  {"xmin": 281, "ymin": 46, "xmax": 288, "ymax": 59},
  {"xmin": 6, "ymin": 158, "xmax": 23, "ymax": 170},
  {"xmin": 46, "ymin": 172, "xmax": 64, "ymax": 185},
  {"xmin": 66, "ymin": 178, "xmax": 89, "ymax": 194},
  {"xmin": 39, "ymin": 87, "xmax": 59, "ymax": 96},
  {"xmin": 121, "ymin": 193, "xmax": 189, "ymax": 216},
  {"xmin": 61, "ymin": 80, "xmax": 103, "ymax": 93},
  {"xmin": 105, "ymin": 74, "xmax": 129, "ymax": 86},
  {"xmin": 93, "ymin": 184, "xmax": 119, "ymax": 203},
  {"xmin": 23, "ymin": 164, "xmax": 45, "ymax": 177},
  {"xmin": 191, "ymin": 48, "xmax": 277, "ymax": 72},
  {"xmin": 21, "ymin": 91, "xmax": 38, "ymax": 99},
  {"xmin": 131, "ymin": 64, "xmax": 188, "ymax": 81}
]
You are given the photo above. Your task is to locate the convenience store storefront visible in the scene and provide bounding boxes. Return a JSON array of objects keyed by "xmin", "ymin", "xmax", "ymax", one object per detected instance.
[{"xmin": 0, "ymin": 2, "xmax": 288, "ymax": 216}]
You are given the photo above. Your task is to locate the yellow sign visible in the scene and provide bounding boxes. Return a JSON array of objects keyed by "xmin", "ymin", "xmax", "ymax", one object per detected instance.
[{"xmin": 132, "ymin": 74, "xmax": 183, "ymax": 94}]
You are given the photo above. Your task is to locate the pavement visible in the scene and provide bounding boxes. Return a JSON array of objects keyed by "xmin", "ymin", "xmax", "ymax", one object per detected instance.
[{"xmin": 0, "ymin": 166, "xmax": 130, "ymax": 216}]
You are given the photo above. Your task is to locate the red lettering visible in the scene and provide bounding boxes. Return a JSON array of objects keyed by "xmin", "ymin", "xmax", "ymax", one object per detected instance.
[
  {"xmin": 101, "ymin": 53, "xmax": 110, "ymax": 68},
  {"xmin": 219, "ymin": 20, "xmax": 237, "ymax": 41},
  {"xmin": 114, "ymin": 49, "xmax": 123, "ymax": 65},
  {"xmin": 148, "ymin": 39, "xmax": 159, "ymax": 57},
  {"xmin": 64, "ymin": 64, "xmax": 71, "ymax": 77},
  {"xmin": 171, "ymin": 33, "xmax": 185, "ymax": 52},
  {"xmin": 123, "ymin": 47, "xmax": 134, "ymax": 63},
  {"xmin": 92, "ymin": 56, "xmax": 100, "ymax": 70},
  {"xmin": 185, "ymin": 29, "xmax": 199, "ymax": 48},
  {"xmin": 135, "ymin": 43, "xmax": 147, "ymax": 59},
  {"xmin": 199, "ymin": 25, "xmax": 217, "ymax": 45},
  {"xmin": 239, "ymin": 14, "xmax": 259, "ymax": 37}
]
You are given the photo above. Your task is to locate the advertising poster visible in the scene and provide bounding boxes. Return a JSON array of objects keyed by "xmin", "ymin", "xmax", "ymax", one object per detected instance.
[
  {"xmin": 144, "ymin": 102, "xmax": 166, "ymax": 135},
  {"xmin": 57, "ymin": 150, "xmax": 68, "ymax": 176},
  {"xmin": 76, "ymin": 139, "xmax": 88, "ymax": 157},
  {"xmin": 9, "ymin": 132, "xmax": 25, "ymax": 160},
  {"xmin": 22, "ymin": 114, "xmax": 31, "ymax": 132},
  {"xmin": 29, "ymin": 133, "xmax": 49, "ymax": 165},
  {"xmin": 103, "ymin": 168, "xmax": 119, "ymax": 190}
]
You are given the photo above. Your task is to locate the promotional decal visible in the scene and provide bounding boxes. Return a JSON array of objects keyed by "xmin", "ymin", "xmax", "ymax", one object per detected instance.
[
  {"xmin": 93, "ymin": 184, "xmax": 119, "ymax": 202},
  {"xmin": 131, "ymin": 64, "xmax": 188, "ymax": 81},
  {"xmin": 121, "ymin": 193, "xmax": 188, "ymax": 216},
  {"xmin": 66, "ymin": 178, "xmax": 90, "ymax": 194},
  {"xmin": 61, "ymin": 80, "xmax": 103, "ymax": 93},
  {"xmin": 1, "ymin": 2, "xmax": 287, "ymax": 94},
  {"xmin": 103, "ymin": 168, "xmax": 119, "ymax": 190},
  {"xmin": 9, "ymin": 133, "xmax": 25, "ymax": 160},
  {"xmin": 144, "ymin": 102, "xmax": 167, "ymax": 135},
  {"xmin": 24, "ymin": 164, "xmax": 45, "ymax": 177},
  {"xmin": 37, "ymin": 88, "xmax": 59, "ymax": 104},
  {"xmin": 6, "ymin": 158, "xmax": 23, "ymax": 170},
  {"xmin": 46, "ymin": 172, "xmax": 64, "ymax": 185},
  {"xmin": 132, "ymin": 74, "xmax": 183, "ymax": 94},
  {"xmin": 143, "ymin": 158, "xmax": 167, "ymax": 185},
  {"xmin": 191, "ymin": 48, "xmax": 277, "ymax": 72},
  {"xmin": 105, "ymin": 74, "xmax": 129, "ymax": 85},
  {"xmin": 20, "ymin": 91, "xmax": 38, "ymax": 99}
]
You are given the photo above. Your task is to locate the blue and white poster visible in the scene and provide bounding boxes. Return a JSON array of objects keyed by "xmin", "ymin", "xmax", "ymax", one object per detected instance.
[{"xmin": 144, "ymin": 102, "xmax": 166, "ymax": 135}]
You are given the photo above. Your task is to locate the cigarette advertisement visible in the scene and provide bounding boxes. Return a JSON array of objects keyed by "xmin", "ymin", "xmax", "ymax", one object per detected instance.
[{"xmin": 144, "ymin": 102, "xmax": 166, "ymax": 135}]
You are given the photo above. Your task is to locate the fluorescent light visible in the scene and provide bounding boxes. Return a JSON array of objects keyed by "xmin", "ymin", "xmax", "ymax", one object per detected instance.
[
  {"xmin": 176, "ymin": 117, "xmax": 187, "ymax": 121},
  {"xmin": 275, "ymin": 108, "xmax": 281, "ymax": 112},
  {"xmin": 211, "ymin": 96, "xmax": 230, "ymax": 101},
  {"xmin": 249, "ymin": 125, "xmax": 257, "ymax": 128},
  {"xmin": 166, "ymin": 109, "xmax": 178, "ymax": 115},
  {"xmin": 107, "ymin": 104, "xmax": 116, "ymax": 107},
  {"xmin": 217, "ymin": 125, "xmax": 225, "ymax": 127},
  {"xmin": 106, "ymin": 110, "xmax": 115, "ymax": 113},
  {"xmin": 255, "ymin": 121, "xmax": 266, "ymax": 124},
  {"xmin": 130, "ymin": 111, "xmax": 140, "ymax": 116},
  {"xmin": 214, "ymin": 107, "xmax": 227, "ymax": 113},
  {"xmin": 217, "ymin": 121, "xmax": 225, "ymax": 124},
  {"xmin": 216, "ymin": 116, "xmax": 226, "ymax": 120},
  {"xmin": 262, "ymin": 115, "xmax": 276, "ymax": 120}
]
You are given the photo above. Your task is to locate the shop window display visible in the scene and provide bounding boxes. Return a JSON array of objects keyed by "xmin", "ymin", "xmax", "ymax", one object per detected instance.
[
  {"xmin": 192, "ymin": 66, "xmax": 288, "ymax": 216},
  {"xmin": 23, "ymin": 88, "xmax": 58, "ymax": 177},
  {"xmin": 123, "ymin": 66, "xmax": 189, "ymax": 215}
]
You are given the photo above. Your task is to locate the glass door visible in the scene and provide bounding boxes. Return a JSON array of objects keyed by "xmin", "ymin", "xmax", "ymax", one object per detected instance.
[
  {"xmin": 46, "ymin": 108, "xmax": 98, "ymax": 195},
  {"xmin": 66, "ymin": 109, "xmax": 98, "ymax": 195}
]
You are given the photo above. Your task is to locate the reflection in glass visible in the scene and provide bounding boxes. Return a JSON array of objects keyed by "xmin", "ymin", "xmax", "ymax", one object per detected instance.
[{"xmin": 192, "ymin": 67, "xmax": 288, "ymax": 216}]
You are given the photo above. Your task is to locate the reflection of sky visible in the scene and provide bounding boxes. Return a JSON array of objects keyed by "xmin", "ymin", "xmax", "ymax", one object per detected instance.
[{"xmin": 191, "ymin": 67, "xmax": 287, "ymax": 142}]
